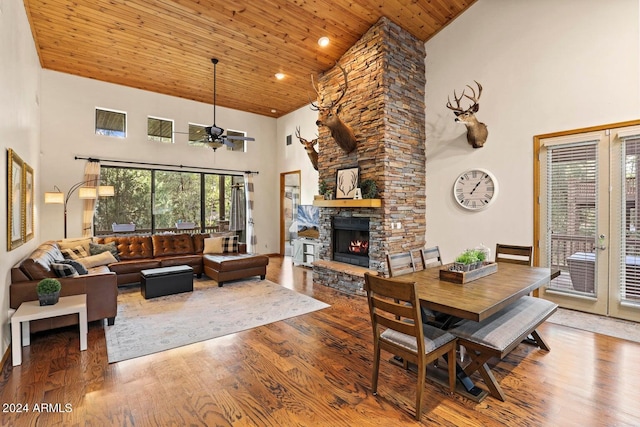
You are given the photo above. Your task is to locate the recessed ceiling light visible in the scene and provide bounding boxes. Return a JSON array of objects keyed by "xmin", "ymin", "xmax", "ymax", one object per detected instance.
[
  {"xmin": 271, "ymin": 109, "xmax": 277, "ymax": 113},
  {"xmin": 318, "ymin": 36, "xmax": 330, "ymax": 47},
  {"xmin": 275, "ymin": 73, "xmax": 285, "ymax": 80}
]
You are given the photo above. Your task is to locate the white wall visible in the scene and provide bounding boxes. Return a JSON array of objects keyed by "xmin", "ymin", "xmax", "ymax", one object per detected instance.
[
  {"xmin": 40, "ymin": 70, "xmax": 279, "ymax": 253},
  {"xmin": 425, "ymin": 0, "xmax": 640, "ymax": 262},
  {"xmin": 276, "ymin": 106, "xmax": 320, "ymax": 205},
  {"xmin": 0, "ymin": 0, "xmax": 41, "ymax": 356}
]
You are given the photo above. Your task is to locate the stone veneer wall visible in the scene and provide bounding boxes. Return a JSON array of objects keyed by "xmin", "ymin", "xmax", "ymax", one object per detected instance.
[{"xmin": 313, "ymin": 17, "xmax": 425, "ymax": 291}]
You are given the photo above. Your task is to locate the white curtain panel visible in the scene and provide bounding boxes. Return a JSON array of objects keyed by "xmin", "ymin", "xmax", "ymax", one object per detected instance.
[
  {"xmin": 244, "ymin": 172, "xmax": 257, "ymax": 253},
  {"xmin": 82, "ymin": 160, "xmax": 100, "ymax": 237}
]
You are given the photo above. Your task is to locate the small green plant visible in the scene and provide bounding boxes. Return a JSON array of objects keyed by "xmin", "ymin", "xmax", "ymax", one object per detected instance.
[
  {"xmin": 318, "ymin": 180, "xmax": 329, "ymax": 196},
  {"xmin": 36, "ymin": 278, "xmax": 61, "ymax": 295},
  {"xmin": 455, "ymin": 249, "xmax": 485, "ymax": 265}
]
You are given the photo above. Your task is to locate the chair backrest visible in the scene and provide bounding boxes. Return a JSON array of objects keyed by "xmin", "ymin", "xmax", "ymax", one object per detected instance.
[
  {"xmin": 495, "ymin": 243, "xmax": 533, "ymax": 266},
  {"xmin": 421, "ymin": 246, "xmax": 443, "ymax": 269},
  {"xmin": 364, "ymin": 273, "xmax": 424, "ymax": 359},
  {"xmin": 386, "ymin": 251, "xmax": 415, "ymax": 277}
]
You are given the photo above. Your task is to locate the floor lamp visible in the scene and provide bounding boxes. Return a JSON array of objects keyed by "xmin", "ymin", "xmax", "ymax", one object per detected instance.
[{"xmin": 44, "ymin": 180, "xmax": 114, "ymax": 238}]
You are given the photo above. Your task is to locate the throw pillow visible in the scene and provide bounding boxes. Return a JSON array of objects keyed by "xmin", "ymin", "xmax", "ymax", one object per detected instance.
[
  {"xmin": 58, "ymin": 237, "xmax": 93, "ymax": 254},
  {"xmin": 221, "ymin": 235, "xmax": 239, "ymax": 253},
  {"xmin": 89, "ymin": 241, "xmax": 120, "ymax": 261},
  {"xmin": 51, "ymin": 262, "xmax": 79, "ymax": 278},
  {"xmin": 61, "ymin": 245, "xmax": 89, "ymax": 260},
  {"xmin": 56, "ymin": 259, "xmax": 89, "ymax": 275},
  {"xmin": 203, "ymin": 236, "xmax": 238, "ymax": 254},
  {"xmin": 203, "ymin": 237, "xmax": 223, "ymax": 254},
  {"xmin": 77, "ymin": 251, "xmax": 118, "ymax": 269}
]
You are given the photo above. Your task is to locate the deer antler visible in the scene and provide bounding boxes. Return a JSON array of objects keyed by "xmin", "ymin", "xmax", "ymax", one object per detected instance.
[
  {"xmin": 464, "ymin": 80, "xmax": 483, "ymax": 105},
  {"xmin": 295, "ymin": 126, "xmax": 301, "ymax": 139},
  {"xmin": 309, "ymin": 63, "xmax": 348, "ymax": 110},
  {"xmin": 446, "ymin": 89, "xmax": 466, "ymax": 113},
  {"xmin": 329, "ymin": 63, "xmax": 349, "ymax": 108}
]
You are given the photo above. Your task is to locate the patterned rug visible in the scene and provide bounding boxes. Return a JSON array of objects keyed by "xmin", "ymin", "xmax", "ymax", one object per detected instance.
[
  {"xmin": 105, "ymin": 278, "xmax": 330, "ymax": 363},
  {"xmin": 547, "ymin": 308, "xmax": 639, "ymax": 344}
]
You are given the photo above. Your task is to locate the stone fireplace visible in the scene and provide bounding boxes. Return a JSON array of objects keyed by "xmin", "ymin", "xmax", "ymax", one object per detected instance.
[{"xmin": 311, "ymin": 18, "xmax": 426, "ymax": 295}]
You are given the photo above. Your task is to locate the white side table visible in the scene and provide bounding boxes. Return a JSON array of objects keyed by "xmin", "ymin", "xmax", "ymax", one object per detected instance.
[{"xmin": 10, "ymin": 294, "xmax": 87, "ymax": 366}]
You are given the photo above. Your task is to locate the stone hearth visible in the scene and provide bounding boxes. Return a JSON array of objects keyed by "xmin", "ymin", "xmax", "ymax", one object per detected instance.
[{"xmin": 312, "ymin": 17, "xmax": 426, "ymax": 294}]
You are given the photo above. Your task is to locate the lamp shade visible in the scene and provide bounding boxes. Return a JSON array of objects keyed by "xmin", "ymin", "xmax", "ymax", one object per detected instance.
[
  {"xmin": 44, "ymin": 192, "xmax": 64, "ymax": 204},
  {"xmin": 78, "ymin": 187, "xmax": 97, "ymax": 199},
  {"xmin": 98, "ymin": 185, "xmax": 115, "ymax": 197}
]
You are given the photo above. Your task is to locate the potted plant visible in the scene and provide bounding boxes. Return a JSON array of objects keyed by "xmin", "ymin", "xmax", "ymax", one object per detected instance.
[
  {"xmin": 36, "ymin": 278, "xmax": 62, "ymax": 306},
  {"xmin": 453, "ymin": 249, "xmax": 486, "ymax": 272}
]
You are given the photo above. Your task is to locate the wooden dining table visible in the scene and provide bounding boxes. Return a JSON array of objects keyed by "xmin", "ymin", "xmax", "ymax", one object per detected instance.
[
  {"xmin": 391, "ymin": 262, "xmax": 555, "ymax": 401},
  {"xmin": 393, "ymin": 262, "xmax": 553, "ymax": 323}
]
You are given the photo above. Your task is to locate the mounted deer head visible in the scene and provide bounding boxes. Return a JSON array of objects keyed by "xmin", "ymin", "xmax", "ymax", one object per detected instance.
[
  {"xmin": 310, "ymin": 64, "xmax": 358, "ymax": 154},
  {"xmin": 446, "ymin": 81, "xmax": 488, "ymax": 149},
  {"xmin": 295, "ymin": 126, "xmax": 318, "ymax": 171}
]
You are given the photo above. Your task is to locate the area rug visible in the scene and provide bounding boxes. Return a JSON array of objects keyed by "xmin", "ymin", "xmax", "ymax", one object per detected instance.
[
  {"xmin": 547, "ymin": 308, "xmax": 639, "ymax": 344},
  {"xmin": 105, "ymin": 278, "xmax": 330, "ymax": 363}
]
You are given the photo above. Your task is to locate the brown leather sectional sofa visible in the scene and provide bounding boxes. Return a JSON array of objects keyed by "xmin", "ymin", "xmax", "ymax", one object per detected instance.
[{"xmin": 10, "ymin": 233, "xmax": 269, "ymax": 333}]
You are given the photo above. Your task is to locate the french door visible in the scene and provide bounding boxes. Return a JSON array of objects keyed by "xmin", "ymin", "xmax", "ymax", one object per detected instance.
[{"xmin": 536, "ymin": 123, "xmax": 640, "ymax": 322}]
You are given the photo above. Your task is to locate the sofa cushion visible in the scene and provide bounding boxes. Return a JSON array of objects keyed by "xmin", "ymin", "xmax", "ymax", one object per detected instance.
[
  {"xmin": 156, "ymin": 254, "xmax": 202, "ymax": 268},
  {"xmin": 203, "ymin": 253, "xmax": 269, "ymax": 272},
  {"xmin": 51, "ymin": 262, "xmax": 79, "ymax": 278},
  {"xmin": 78, "ymin": 251, "xmax": 118, "ymax": 269},
  {"xmin": 98, "ymin": 235, "xmax": 153, "ymax": 260},
  {"xmin": 107, "ymin": 259, "xmax": 162, "ymax": 275},
  {"xmin": 204, "ymin": 236, "xmax": 238, "ymax": 254},
  {"xmin": 90, "ymin": 241, "xmax": 120, "ymax": 260},
  {"xmin": 56, "ymin": 259, "xmax": 89, "ymax": 275},
  {"xmin": 152, "ymin": 233, "xmax": 195, "ymax": 257},
  {"xmin": 58, "ymin": 237, "xmax": 93, "ymax": 255},
  {"xmin": 61, "ymin": 245, "xmax": 89, "ymax": 260},
  {"xmin": 19, "ymin": 241, "xmax": 64, "ymax": 280}
]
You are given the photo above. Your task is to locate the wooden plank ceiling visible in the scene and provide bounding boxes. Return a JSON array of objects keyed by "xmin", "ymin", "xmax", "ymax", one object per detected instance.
[{"xmin": 23, "ymin": 0, "xmax": 475, "ymax": 118}]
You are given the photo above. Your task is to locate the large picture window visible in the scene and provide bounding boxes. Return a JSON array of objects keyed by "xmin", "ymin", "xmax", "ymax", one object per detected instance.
[{"xmin": 94, "ymin": 166, "xmax": 240, "ymax": 235}]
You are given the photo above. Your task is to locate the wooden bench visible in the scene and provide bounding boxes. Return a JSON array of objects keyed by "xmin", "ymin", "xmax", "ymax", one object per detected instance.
[{"xmin": 449, "ymin": 296, "xmax": 558, "ymax": 401}]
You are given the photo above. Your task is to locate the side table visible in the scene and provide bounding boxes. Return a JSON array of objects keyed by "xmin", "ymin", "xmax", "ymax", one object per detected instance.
[{"xmin": 10, "ymin": 294, "xmax": 87, "ymax": 366}]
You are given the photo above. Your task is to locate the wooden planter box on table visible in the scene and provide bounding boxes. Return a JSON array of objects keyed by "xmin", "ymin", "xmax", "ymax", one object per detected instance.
[{"xmin": 439, "ymin": 262, "xmax": 498, "ymax": 284}]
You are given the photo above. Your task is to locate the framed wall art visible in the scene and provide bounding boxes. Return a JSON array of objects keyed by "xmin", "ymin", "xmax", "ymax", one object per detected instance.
[
  {"xmin": 7, "ymin": 148, "xmax": 24, "ymax": 251},
  {"xmin": 23, "ymin": 162, "xmax": 34, "ymax": 242},
  {"xmin": 336, "ymin": 167, "xmax": 359, "ymax": 199}
]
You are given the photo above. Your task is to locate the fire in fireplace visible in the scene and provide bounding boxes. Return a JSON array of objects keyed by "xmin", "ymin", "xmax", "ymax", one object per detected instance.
[{"xmin": 333, "ymin": 216, "xmax": 370, "ymax": 267}]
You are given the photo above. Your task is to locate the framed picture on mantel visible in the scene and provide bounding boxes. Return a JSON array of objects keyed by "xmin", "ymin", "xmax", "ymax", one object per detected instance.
[{"xmin": 336, "ymin": 167, "xmax": 359, "ymax": 199}]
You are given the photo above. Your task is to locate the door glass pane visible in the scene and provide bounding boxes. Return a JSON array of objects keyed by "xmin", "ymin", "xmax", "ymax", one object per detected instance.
[
  {"xmin": 154, "ymin": 171, "xmax": 201, "ymax": 231},
  {"xmin": 94, "ymin": 167, "xmax": 152, "ymax": 233},
  {"xmin": 546, "ymin": 142, "xmax": 598, "ymax": 295},
  {"xmin": 621, "ymin": 138, "xmax": 640, "ymax": 303}
]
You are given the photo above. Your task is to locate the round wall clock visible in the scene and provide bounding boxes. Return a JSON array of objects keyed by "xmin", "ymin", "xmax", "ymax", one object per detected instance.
[{"xmin": 453, "ymin": 169, "xmax": 498, "ymax": 210}]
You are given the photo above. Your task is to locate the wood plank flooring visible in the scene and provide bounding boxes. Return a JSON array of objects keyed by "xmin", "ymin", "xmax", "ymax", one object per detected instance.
[{"xmin": 1, "ymin": 257, "xmax": 639, "ymax": 426}]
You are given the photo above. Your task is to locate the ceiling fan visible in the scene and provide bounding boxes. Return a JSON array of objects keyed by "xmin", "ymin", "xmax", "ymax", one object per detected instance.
[{"xmin": 183, "ymin": 58, "xmax": 255, "ymax": 151}]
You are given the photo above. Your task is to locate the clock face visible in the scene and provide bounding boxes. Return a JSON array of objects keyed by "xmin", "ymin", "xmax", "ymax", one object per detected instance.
[{"xmin": 453, "ymin": 169, "xmax": 498, "ymax": 210}]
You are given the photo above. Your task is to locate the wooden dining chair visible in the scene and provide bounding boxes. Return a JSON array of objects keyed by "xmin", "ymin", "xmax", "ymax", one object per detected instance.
[
  {"xmin": 495, "ymin": 244, "xmax": 533, "ymax": 266},
  {"xmin": 363, "ymin": 273, "xmax": 457, "ymax": 420},
  {"xmin": 421, "ymin": 246, "xmax": 443, "ymax": 269},
  {"xmin": 386, "ymin": 251, "xmax": 415, "ymax": 277}
]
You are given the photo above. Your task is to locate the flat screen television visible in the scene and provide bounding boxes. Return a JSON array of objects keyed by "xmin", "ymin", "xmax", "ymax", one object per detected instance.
[{"xmin": 297, "ymin": 205, "xmax": 320, "ymax": 239}]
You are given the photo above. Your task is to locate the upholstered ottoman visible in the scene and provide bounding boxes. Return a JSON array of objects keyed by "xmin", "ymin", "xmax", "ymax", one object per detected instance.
[
  {"xmin": 203, "ymin": 253, "xmax": 269, "ymax": 286},
  {"xmin": 140, "ymin": 265, "xmax": 194, "ymax": 299}
]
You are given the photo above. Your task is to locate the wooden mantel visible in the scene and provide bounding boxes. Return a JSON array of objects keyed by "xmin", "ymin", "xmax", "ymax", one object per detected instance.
[{"xmin": 313, "ymin": 199, "xmax": 382, "ymax": 208}]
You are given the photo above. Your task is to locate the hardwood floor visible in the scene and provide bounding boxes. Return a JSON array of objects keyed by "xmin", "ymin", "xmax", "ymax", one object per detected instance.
[{"xmin": 2, "ymin": 256, "xmax": 640, "ymax": 426}]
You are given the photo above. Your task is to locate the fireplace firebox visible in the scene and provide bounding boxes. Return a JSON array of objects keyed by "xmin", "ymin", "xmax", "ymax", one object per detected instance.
[{"xmin": 332, "ymin": 216, "xmax": 370, "ymax": 267}]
